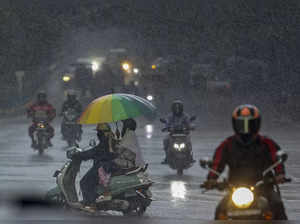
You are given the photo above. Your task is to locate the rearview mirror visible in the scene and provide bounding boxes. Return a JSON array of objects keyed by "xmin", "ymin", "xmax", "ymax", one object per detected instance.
[
  {"xmin": 199, "ymin": 157, "xmax": 212, "ymax": 169},
  {"xmin": 160, "ymin": 118, "xmax": 167, "ymax": 124},
  {"xmin": 190, "ymin": 116, "xmax": 197, "ymax": 122},
  {"xmin": 89, "ymin": 139, "xmax": 96, "ymax": 147},
  {"xmin": 277, "ymin": 150, "xmax": 288, "ymax": 163}
]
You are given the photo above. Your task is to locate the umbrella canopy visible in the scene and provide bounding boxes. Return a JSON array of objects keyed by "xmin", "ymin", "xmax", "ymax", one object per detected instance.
[{"xmin": 78, "ymin": 93, "xmax": 156, "ymax": 124}]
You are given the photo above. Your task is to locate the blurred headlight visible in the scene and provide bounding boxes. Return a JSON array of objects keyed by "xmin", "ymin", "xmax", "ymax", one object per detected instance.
[
  {"xmin": 122, "ymin": 62, "xmax": 131, "ymax": 71},
  {"xmin": 133, "ymin": 68, "xmax": 139, "ymax": 74},
  {"xmin": 92, "ymin": 61, "xmax": 99, "ymax": 72},
  {"xmin": 62, "ymin": 76, "xmax": 71, "ymax": 82},
  {"xmin": 147, "ymin": 95, "xmax": 153, "ymax": 101}
]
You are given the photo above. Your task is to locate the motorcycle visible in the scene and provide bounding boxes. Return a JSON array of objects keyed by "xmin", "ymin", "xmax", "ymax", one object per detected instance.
[
  {"xmin": 32, "ymin": 110, "xmax": 51, "ymax": 154},
  {"xmin": 160, "ymin": 116, "xmax": 196, "ymax": 176},
  {"xmin": 45, "ymin": 143, "xmax": 154, "ymax": 216},
  {"xmin": 62, "ymin": 108, "xmax": 82, "ymax": 147},
  {"xmin": 199, "ymin": 151, "xmax": 291, "ymax": 220}
]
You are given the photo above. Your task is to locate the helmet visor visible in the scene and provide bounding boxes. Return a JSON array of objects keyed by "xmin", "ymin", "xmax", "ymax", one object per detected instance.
[{"xmin": 234, "ymin": 118, "xmax": 259, "ymax": 135}]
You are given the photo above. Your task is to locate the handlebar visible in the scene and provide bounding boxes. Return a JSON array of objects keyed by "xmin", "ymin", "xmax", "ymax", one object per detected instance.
[
  {"xmin": 161, "ymin": 127, "xmax": 193, "ymax": 133},
  {"xmin": 201, "ymin": 177, "xmax": 292, "ymax": 192},
  {"xmin": 200, "ymin": 180, "xmax": 228, "ymax": 191}
]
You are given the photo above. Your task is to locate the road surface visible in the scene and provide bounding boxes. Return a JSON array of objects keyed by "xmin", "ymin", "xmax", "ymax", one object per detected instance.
[{"xmin": 0, "ymin": 116, "xmax": 299, "ymax": 223}]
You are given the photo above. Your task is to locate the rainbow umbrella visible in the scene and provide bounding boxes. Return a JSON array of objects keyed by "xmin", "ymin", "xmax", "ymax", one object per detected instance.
[{"xmin": 78, "ymin": 93, "xmax": 156, "ymax": 124}]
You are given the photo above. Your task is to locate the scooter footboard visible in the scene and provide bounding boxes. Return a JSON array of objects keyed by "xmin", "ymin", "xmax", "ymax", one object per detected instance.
[{"xmin": 96, "ymin": 173, "xmax": 146, "ymax": 196}]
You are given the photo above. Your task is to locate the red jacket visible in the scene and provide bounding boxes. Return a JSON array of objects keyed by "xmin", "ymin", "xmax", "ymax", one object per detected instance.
[
  {"xmin": 27, "ymin": 102, "xmax": 56, "ymax": 123},
  {"xmin": 208, "ymin": 134, "xmax": 285, "ymax": 185}
]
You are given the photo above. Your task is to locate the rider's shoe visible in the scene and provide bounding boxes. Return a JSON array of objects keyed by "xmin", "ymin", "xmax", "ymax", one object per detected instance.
[
  {"xmin": 95, "ymin": 192, "xmax": 112, "ymax": 203},
  {"xmin": 69, "ymin": 202, "xmax": 83, "ymax": 208},
  {"xmin": 79, "ymin": 205, "xmax": 97, "ymax": 213},
  {"xmin": 48, "ymin": 140, "xmax": 53, "ymax": 147},
  {"xmin": 31, "ymin": 139, "xmax": 37, "ymax": 148}
]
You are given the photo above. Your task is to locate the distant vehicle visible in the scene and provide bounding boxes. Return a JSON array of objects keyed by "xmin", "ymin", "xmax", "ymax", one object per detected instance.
[
  {"xmin": 160, "ymin": 116, "xmax": 196, "ymax": 176},
  {"xmin": 32, "ymin": 111, "xmax": 51, "ymax": 154}
]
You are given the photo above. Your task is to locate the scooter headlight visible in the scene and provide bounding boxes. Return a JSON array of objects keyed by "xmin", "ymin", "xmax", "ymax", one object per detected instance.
[
  {"xmin": 232, "ymin": 187, "xmax": 254, "ymax": 208},
  {"xmin": 180, "ymin": 143, "xmax": 186, "ymax": 149}
]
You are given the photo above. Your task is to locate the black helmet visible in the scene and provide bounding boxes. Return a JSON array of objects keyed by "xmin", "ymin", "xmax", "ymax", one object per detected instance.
[
  {"xmin": 232, "ymin": 104, "xmax": 261, "ymax": 142},
  {"xmin": 37, "ymin": 91, "xmax": 47, "ymax": 103},
  {"xmin": 171, "ymin": 100, "xmax": 184, "ymax": 116},
  {"xmin": 121, "ymin": 119, "xmax": 137, "ymax": 137}
]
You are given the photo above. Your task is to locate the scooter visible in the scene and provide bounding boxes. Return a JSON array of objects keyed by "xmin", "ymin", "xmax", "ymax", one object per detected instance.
[
  {"xmin": 160, "ymin": 116, "xmax": 196, "ymax": 176},
  {"xmin": 45, "ymin": 143, "xmax": 154, "ymax": 216},
  {"xmin": 62, "ymin": 108, "xmax": 81, "ymax": 147},
  {"xmin": 199, "ymin": 150, "xmax": 291, "ymax": 220}
]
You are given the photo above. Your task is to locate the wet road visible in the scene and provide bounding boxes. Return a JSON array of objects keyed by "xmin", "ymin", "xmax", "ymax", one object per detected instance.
[{"xmin": 0, "ymin": 116, "xmax": 299, "ymax": 222}]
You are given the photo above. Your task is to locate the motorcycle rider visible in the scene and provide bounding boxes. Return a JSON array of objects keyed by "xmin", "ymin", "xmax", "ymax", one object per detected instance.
[
  {"xmin": 60, "ymin": 90, "xmax": 82, "ymax": 140},
  {"xmin": 74, "ymin": 123, "xmax": 136, "ymax": 208},
  {"xmin": 162, "ymin": 100, "xmax": 192, "ymax": 164},
  {"xmin": 27, "ymin": 91, "xmax": 56, "ymax": 148},
  {"xmin": 203, "ymin": 104, "xmax": 288, "ymax": 220}
]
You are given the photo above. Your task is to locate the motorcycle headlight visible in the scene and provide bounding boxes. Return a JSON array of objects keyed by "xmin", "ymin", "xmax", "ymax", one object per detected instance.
[
  {"xmin": 38, "ymin": 123, "xmax": 45, "ymax": 128},
  {"xmin": 180, "ymin": 143, "xmax": 186, "ymax": 149},
  {"xmin": 62, "ymin": 75, "xmax": 71, "ymax": 82},
  {"xmin": 173, "ymin": 143, "xmax": 180, "ymax": 150},
  {"xmin": 232, "ymin": 187, "xmax": 254, "ymax": 208}
]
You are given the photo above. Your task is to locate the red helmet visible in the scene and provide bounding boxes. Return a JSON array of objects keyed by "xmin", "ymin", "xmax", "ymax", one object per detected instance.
[{"xmin": 232, "ymin": 104, "xmax": 261, "ymax": 135}]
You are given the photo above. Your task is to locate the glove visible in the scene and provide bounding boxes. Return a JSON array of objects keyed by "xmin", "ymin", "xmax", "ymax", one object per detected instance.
[
  {"xmin": 202, "ymin": 179, "xmax": 217, "ymax": 189},
  {"xmin": 275, "ymin": 174, "xmax": 286, "ymax": 184},
  {"xmin": 69, "ymin": 151, "xmax": 81, "ymax": 160}
]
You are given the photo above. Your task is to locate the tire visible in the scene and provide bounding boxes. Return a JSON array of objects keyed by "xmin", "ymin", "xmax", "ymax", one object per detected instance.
[
  {"xmin": 38, "ymin": 148, "xmax": 44, "ymax": 155},
  {"xmin": 37, "ymin": 138, "xmax": 44, "ymax": 155},
  {"xmin": 177, "ymin": 169, "xmax": 183, "ymax": 176},
  {"xmin": 122, "ymin": 197, "xmax": 147, "ymax": 216},
  {"xmin": 67, "ymin": 139, "xmax": 75, "ymax": 147}
]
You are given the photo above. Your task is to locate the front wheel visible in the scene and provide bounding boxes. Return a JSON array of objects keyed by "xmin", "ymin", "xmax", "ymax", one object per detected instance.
[
  {"xmin": 177, "ymin": 169, "xmax": 183, "ymax": 176},
  {"xmin": 38, "ymin": 147, "xmax": 44, "ymax": 155},
  {"xmin": 122, "ymin": 197, "xmax": 148, "ymax": 216},
  {"xmin": 67, "ymin": 139, "xmax": 76, "ymax": 147}
]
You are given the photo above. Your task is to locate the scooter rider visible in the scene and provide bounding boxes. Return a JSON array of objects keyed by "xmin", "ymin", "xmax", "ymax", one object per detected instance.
[
  {"xmin": 74, "ymin": 123, "xmax": 136, "ymax": 208},
  {"xmin": 60, "ymin": 90, "xmax": 82, "ymax": 139},
  {"xmin": 74, "ymin": 124, "xmax": 115, "ymax": 207},
  {"xmin": 27, "ymin": 91, "xmax": 56, "ymax": 148},
  {"xmin": 203, "ymin": 104, "xmax": 288, "ymax": 220},
  {"xmin": 162, "ymin": 100, "xmax": 192, "ymax": 164}
]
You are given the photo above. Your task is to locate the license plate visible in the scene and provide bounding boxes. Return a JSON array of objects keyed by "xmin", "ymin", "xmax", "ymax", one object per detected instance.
[
  {"xmin": 228, "ymin": 209, "xmax": 261, "ymax": 217},
  {"xmin": 175, "ymin": 153, "xmax": 187, "ymax": 158}
]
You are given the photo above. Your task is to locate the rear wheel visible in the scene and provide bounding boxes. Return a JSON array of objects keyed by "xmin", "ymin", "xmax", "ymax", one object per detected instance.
[{"xmin": 37, "ymin": 139, "xmax": 44, "ymax": 155}]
